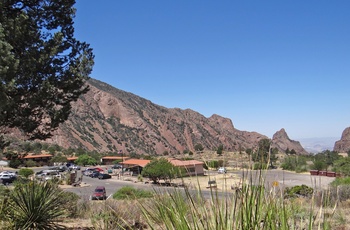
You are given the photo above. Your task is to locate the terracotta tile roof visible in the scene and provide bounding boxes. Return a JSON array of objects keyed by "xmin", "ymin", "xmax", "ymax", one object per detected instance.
[
  {"xmin": 23, "ymin": 154, "xmax": 53, "ymax": 159},
  {"xmin": 121, "ymin": 159, "xmax": 151, "ymax": 167},
  {"xmin": 101, "ymin": 156, "xmax": 129, "ymax": 160},
  {"xmin": 67, "ymin": 157, "xmax": 78, "ymax": 161},
  {"xmin": 169, "ymin": 159, "xmax": 204, "ymax": 166}
]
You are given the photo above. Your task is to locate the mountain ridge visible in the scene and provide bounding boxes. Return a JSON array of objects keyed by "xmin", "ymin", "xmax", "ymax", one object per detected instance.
[{"xmin": 39, "ymin": 78, "xmax": 308, "ymax": 155}]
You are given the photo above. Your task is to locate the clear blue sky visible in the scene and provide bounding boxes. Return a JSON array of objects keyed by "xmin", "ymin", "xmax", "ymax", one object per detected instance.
[{"xmin": 74, "ymin": 0, "xmax": 350, "ymax": 140}]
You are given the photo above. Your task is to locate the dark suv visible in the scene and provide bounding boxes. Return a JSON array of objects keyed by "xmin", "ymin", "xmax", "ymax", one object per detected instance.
[
  {"xmin": 91, "ymin": 186, "xmax": 107, "ymax": 200},
  {"xmin": 0, "ymin": 175, "xmax": 17, "ymax": 185}
]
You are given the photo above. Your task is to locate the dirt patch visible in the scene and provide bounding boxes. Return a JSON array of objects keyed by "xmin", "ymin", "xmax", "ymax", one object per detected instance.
[{"xmin": 171, "ymin": 173, "xmax": 244, "ymax": 191}]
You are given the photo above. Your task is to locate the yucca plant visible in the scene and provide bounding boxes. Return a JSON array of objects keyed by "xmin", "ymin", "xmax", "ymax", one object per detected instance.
[{"xmin": 5, "ymin": 181, "xmax": 66, "ymax": 230}]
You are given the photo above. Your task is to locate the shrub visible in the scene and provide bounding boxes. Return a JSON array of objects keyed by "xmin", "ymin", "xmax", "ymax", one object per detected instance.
[
  {"xmin": 18, "ymin": 168, "xmax": 34, "ymax": 178},
  {"xmin": 284, "ymin": 184, "xmax": 314, "ymax": 198},
  {"xmin": 4, "ymin": 181, "xmax": 66, "ymax": 229},
  {"xmin": 205, "ymin": 160, "xmax": 219, "ymax": 169},
  {"xmin": 8, "ymin": 159, "xmax": 21, "ymax": 169},
  {"xmin": 24, "ymin": 160, "xmax": 37, "ymax": 167},
  {"xmin": 113, "ymin": 186, "xmax": 153, "ymax": 200},
  {"xmin": 253, "ymin": 162, "xmax": 268, "ymax": 170},
  {"xmin": 331, "ymin": 177, "xmax": 350, "ymax": 186}
]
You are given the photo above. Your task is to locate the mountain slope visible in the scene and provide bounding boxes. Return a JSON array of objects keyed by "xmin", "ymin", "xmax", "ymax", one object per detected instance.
[
  {"xmin": 271, "ymin": 128, "xmax": 308, "ymax": 155},
  {"xmin": 44, "ymin": 78, "xmax": 306, "ymax": 155},
  {"xmin": 334, "ymin": 127, "xmax": 350, "ymax": 153}
]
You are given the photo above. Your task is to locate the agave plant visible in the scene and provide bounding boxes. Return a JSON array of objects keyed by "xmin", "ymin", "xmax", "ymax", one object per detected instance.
[{"xmin": 7, "ymin": 181, "xmax": 65, "ymax": 230}]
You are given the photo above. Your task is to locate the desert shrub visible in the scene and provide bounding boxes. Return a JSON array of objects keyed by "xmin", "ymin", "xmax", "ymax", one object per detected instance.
[
  {"xmin": 295, "ymin": 165, "xmax": 308, "ymax": 173},
  {"xmin": 326, "ymin": 178, "xmax": 350, "ymax": 204},
  {"xmin": 218, "ymin": 159, "xmax": 225, "ymax": 167},
  {"xmin": 58, "ymin": 191, "xmax": 81, "ymax": 218},
  {"xmin": 205, "ymin": 160, "xmax": 219, "ymax": 169},
  {"xmin": 89, "ymin": 200, "xmax": 147, "ymax": 229},
  {"xmin": 281, "ymin": 156, "xmax": 308, "ymax": 172},
  {"xmin": 18, "ymin": 168, "xmax": 34, "ymax": 178},
  {"xmin": 8, "ymin": 159, "xmax": 21, "ymax": 169},
  {"xmin": 330, "ymin": 176, "xmax": 350, "ymax": 186},
  {"xmin": 253, "ymin": 162, "xmax": 268, "ymax": 170},
  {"xmin": 285, "ymin": 184, "xmax": 314, "ymax": 198},
  {"xmin": 113, "ymin": 186, "xmax": 153, "ymax": 200},
  {"xmin": 24, "ymin": 160, "xmax": 37, "ymax": 167}
]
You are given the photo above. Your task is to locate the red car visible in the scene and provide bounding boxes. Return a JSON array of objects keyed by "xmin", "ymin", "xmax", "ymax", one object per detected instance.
[{"xmin": 91, "ymin": 186, "xmax": 107, "ymax": 200}]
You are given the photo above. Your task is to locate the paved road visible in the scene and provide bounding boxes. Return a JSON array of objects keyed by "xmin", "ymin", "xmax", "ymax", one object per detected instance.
[
  {"xmin": 232, "ymin": 169, "xmax": 336, "ymax": 189},
  {"xmin": 4, "ymin": 167, "xmax": 336, "ymax": 199},
  {"xmin": 63, "ymin": 169, "xmax": 336, "ymax": 200}
]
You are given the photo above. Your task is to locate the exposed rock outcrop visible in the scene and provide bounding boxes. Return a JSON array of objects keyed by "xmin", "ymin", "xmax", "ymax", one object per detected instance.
[
  {"xmin": 334, "ymin": 127, "xmax": 350, "ymax": 153},
  {"xmin": 271, "ymin": 128, "xmax": 308, "ymax": 155},
  {"xmin": 44, "ymin": 79, "xmax": 269, "ymax": 154}
]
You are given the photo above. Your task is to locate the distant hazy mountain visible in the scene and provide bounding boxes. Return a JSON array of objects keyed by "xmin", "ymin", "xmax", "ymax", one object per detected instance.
[{"xmin": 297, "ymin": 137, "xmax": 338, "ymax": 153}]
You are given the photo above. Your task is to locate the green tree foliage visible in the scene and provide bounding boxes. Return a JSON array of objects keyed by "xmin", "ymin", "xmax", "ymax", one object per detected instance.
[
  {"xmin": 24, "ymin": 159, "xmax": 37, "ymax": 167},
  {"xmin": 0, "ymin": 0, "xmax": 94, "ymax": 140},
  {"xmin": 289, "ymin": 149, "xmax": 297, "ymax": 155},
  {"xmin": 245, "ymin": 148, "xmax": 252, "ymax": 156},
  {"xmin": 333, "ymin": 157, "xmax": 350, "ymax": 176},
  {"xmin": 270, "ymin": 147, "xmax": 279, "ymax": 166},
  {"xmin": 50, "ymin": 154, "xmax": 68, "ymax": 164},
  {"xmin": 18, "ymin": 168, "xmax": 34, "ymax": 178},
  {"xmin": 203, "ymin": 160, "xmax": 219, "ymax": 170},
  {"xmin": 252, "ymin": 138, "xmax": 271, "ymax": 164},
  {"xmin": 313, "ymin": 150, "xmax": 340, "ymax": 170},
  {"xmin": 141, "ymin": 158, "xmax": 182, "ymax": 184},
  {"xmin": 4, "ymin": 150, "xmax": 24, "ymax": 168},
  {"xmin": 194, "ymin": 143, "xmax": 204, "ymax": 152},
  {"xmin": 252, "ymin": 139, "xmax": 278, "ymax": 166},
  {"xmin": 216, "ymin": 144, "xmax": 224, "ymax": 155},
  {"xmin": 311, "ymin": 160, "xmax": 327, "ymax": 171},
  {"xmin": 75, "ymin": 154, "xmax": 97, "ymax": 166},
  {"xmin": 281, "ymin": 156, "xmax": 308, "ymax": 172},
  {"xmin": 112, "ymin": 186, "xmax": 153, "ymax": 200}
]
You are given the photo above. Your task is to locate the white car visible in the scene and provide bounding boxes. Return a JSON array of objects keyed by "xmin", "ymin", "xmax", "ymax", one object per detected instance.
[
  {"xmin": 0, "ymin": 171, "xmax": 16, "ymax": 176},
  {"xmin": 218, "ymin": 167, "xmax": 227, "ymax": 174}
]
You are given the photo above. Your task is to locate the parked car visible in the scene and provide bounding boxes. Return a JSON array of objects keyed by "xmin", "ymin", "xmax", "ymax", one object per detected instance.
[
  {"xmin": 218, "ymin": 167, "xmax": 227, "ymax": 174},
  {"xmin": 36, "ymin": 170, "xmax": 61, "ymax": 181},
  {"xmin": 43, "ymin": 172, "xmax": 61, "ymax": 181},
  {"xmin": 69, "ymin": 165, "xmax": 81, "ymax": 170},
  {"xmin": 91, "ymin": 186, "xmax": 107, "ymax": 200},
  {"xmin": 0, "ymin": 174, "xmax": 17, "ymax": 185},
  {"xmin": 112, "ymin": 164, "xmax": 122, "ymax": 169},
  {"xmin": 93, "ymin": 167, "xmax": 104, "ymax": 172},
  {"xmin": 82, "ymin": 168, "xmax": 95, "ymax": 176},
  {"xmin": 0, "ymin": 171, "xmax": 16, "ymax": 176},
  {"xmin": 89, "ymin": 171, "xmax": 100, "ymax": 178},
  {"xmin": 98, "ymin": 173, "xmax": 111, "ymax": 180}
]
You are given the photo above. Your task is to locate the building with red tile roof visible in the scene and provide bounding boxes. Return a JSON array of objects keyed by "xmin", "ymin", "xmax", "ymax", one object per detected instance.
[
  {"xmin": 101, "ymin": 156, "xmax": 130, "ymax": 165},
  {"xmin": 168, "ymin": 158, "xmax": 204, "ymax": 176},
  {"xmin": 120, "ymin": 158, "xmax": 205, "ymax": 176}
]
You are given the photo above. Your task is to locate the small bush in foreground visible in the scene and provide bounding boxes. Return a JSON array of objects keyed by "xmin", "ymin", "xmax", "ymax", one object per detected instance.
[{"xmin": 285, "ymin": 184, "xmax": 314, "ymax": 198}]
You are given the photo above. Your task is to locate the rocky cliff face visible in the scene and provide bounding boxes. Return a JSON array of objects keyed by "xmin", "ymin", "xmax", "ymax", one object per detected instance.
[
  {"xmin": 43, "ymin": 79, "xmax": 268, "ymax": 154},
  {"xmin": 271, "ymin": 128, "xmax": 308, "ymax": 155},
  {"xmin": 42, "ymin": 79, "xmax": 305, "ymax": 155},
  {"xmin": 334, "ymin": 127, "xmax": 350, "ymax": 153}
]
